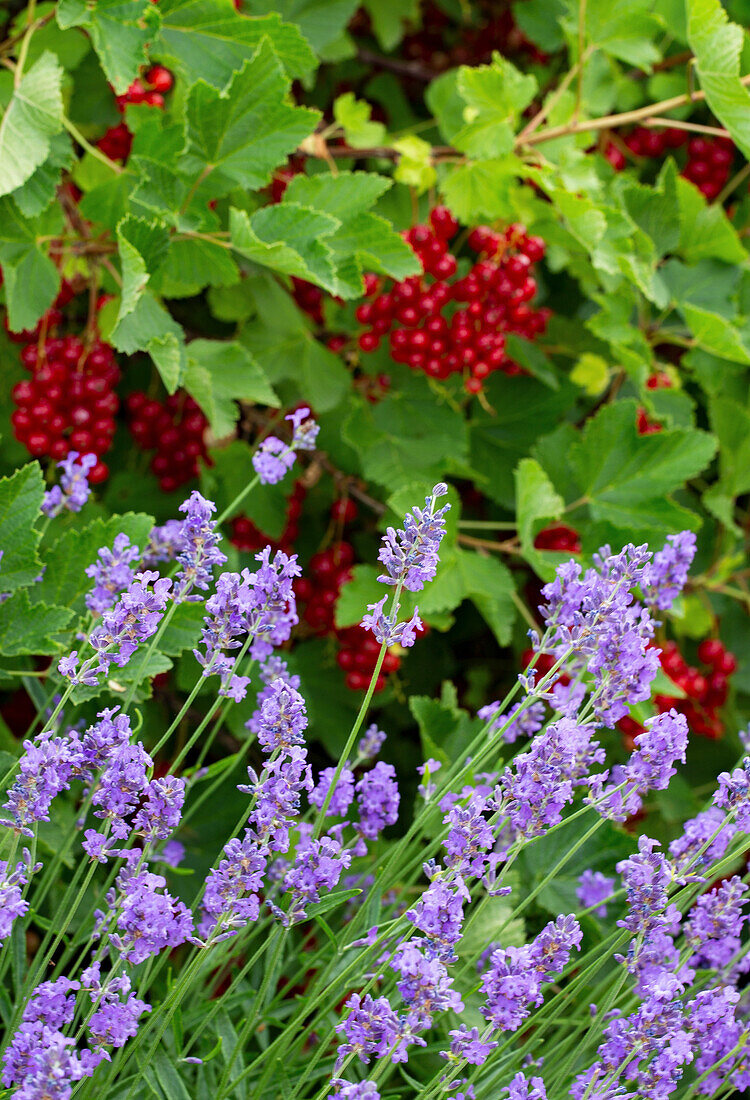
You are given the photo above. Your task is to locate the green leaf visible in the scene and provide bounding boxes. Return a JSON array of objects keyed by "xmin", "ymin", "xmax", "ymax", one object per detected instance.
[
  {"xmin": 333, "ymin": 92, "xmax": 386, "ymax": 148},
  {"xmin": 566, "ymin": 400, "xmax": 717, "ymax": 530},
  {"xmin": 676, "ymin": 175, "xmax": 747, "ymax": 264},
  {"xmin": 0, "ymin": 197, "xmax": 61, "ymax": 331},
  {"xmin": 156, "ymin": 0, "xmax": 317, "ymax": 88},
  {"xmin": 186, "ymin": 42, "xmax": 318, "ymax": 192},
  {"xmin": 342, "ymin": 374, "xmax": 468, "ymax": 491},
  {"xmin": 361, "ymin": 0, "xmax": 418, "ymax": 49},
  {"xmin": 57, "ymin": 0, "xmax": 160, "ymax": 93},
  {"xmin": 453, "ymin": 55, "xmax": 537, "ymax": 159},
  {"xmin": 0, "ymin": 464, "xmax": 45, "ymax": 594},
  {"xmin": 392, "ymin": 135, "xmax": 436, "ymax": 193},
  {"xmin": 116, "ymin": 215, "xmax": 170, "ymax": 324},
  {"xmin": 10, "ymin": 131, "xmax": 73, "ymax": 217},
  {"xmin": 305, "ymin": 889, "xmax": 361, "ymax": 919},
  {"xmin": 439, "ymin": 157, "xmax": 522, "ymax": 223},
  {"xmin": 515, "ymin": 457, "xmax": 566, "ymax": 579},
  {"xmin": 581, "ymin": 0, "xmax": 664, "ymax": 67},
  {"xmin": 687, "ymin": 0, "xmax": 750, "ymax": 159},
  {"xmin": 240, "ymin": 279, "xmax": 350, "ymax": 413},
  {"xmin": 0, "ymin": 592, "xmax": 72, "ymax": 655},
  {"xmin": 184, "ymin": 339, "xmax": 279, "ymax": 438},
  {"xmin": 110, "ymin": 292, "xmax": 187, "ymax": 393},
  {"xmin": 0, "ymin": 52, "xmax": 63, "ymax": 198},
  {"xmin": 240, "ymin": 0, "xmax": 358, "ymax": 52},
  {"xmin": 148, "ymin": 1049, "xmax": 192, "ymax": 1100},
  {"xmin": 155, "ymin": 238, "xmax": 240, "ymax": 298},
  {"xmin": 282, "ymin": 171, "xmax": 420, "ymax": 295},
  {"xmin": 615, "ymin": 160, "xmax": 681, "ymax": 257},
  {"xmin": 679, "ymin": 303, "xmax": 750, "ymax": 364},
  {"xmin": 455, "ymin": 549, "xmax": 516, "ymax": 646},
  {"xmin": 31, "ymin": 513, "xmax": 154, "ymax": 614},
  {"xmin": 230, "ymin": 205, "xmax": 339, "ymax": 291}
]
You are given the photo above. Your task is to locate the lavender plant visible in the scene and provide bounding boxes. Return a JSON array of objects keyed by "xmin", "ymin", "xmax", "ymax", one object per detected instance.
[{"xmin": 1, "ymin": 451, "xmax": 749, "ymax": 1100}]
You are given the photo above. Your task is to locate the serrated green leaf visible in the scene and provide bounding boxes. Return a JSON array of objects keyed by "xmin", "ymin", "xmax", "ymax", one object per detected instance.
[
  {"xmin": 111, "ymin": 292, "xmax": 187, "ymax": 392},
  {"xmin": 679, "ymin": 302, "xmax": 750, "ymax": 364},
  {"xmin": 687, "ymin": 0, "xmax": 750, "ymax": 159},
  {"xmin": 156, "ymin": 237, "xmax": 240, "ymax": 298},
  {"xmin": 453, "ymin": 54, "xmax": 536, "ymax": 159},
  {"xmin": 333, "ymin": 91, "xmax": 386, "ymax": 148},
  {"xmin": 184, "ymin": 339, "xmax": 279, "ymax": 438},
  {"xmin": 230, "ymin": 205, "xmax": 339, "ymax": 291},
  {"xmin": 115, "ymin": 215, "xmax": 170, "ymax": 323},
  {"xmin": 566, "ymin": 399, "xmax": 717, "ymax": 529},
  {"xmin": 0, "ymin": 592, "xmax": 72, "ymax": 655},
  {"xmin": 582, "ymin": 0, "xmax": 664, "ymax": 67},
  {"xmin": 282, "ymin": 171, "xmax": 420, "ymax": 295},
  {"xmin": 439, "ymin": 157, "xmax": 522, "ymax": 222},
  {"xmin": 455, "ymin": 548, "xmax": 516, "ymax": 646},
  {"xmin": 392, "ymin": 134, "xmax": 436, "ymax": 192},
  {"xmin": 186, "ymin": 42, "xmax": 318, "ymax": 192},
  {"xmin": 0, "ymin": 465, "xmax": 44, "ymax": 594},
  {"xmin": 11, "ymin": 131, "xmax": 73, "ymax": 217},
  {"xmin": 31, "ymin": 513, "xmax": 154, "ymax": 614},
  {"xmin": 156, "ymin": 0, "xmax": 316, "ymax": 88},
  {"xmin": 515, "ymin": 457, "xmax": 566, "ymax": 579},
  {"xmin": 676, "ymin": 175, "xmax": 746, "ymax": 264},
  {"xmin": 241, "ymin": 0, "xmax": 358, "ymax": 51},
  {"xmin": 615, "ymin": 159, "xmax": 680, "ymax": 257},
  {"xmin": 0, "ymin": 52, "xmax": 63, "ymax": 197},
  {"xmin": 361, "ymin": 0, "xmax": 418, "ymax": 49},
  {"xmin": 57, "ymin": 0, "xmax": 160, "ymax": 93}
]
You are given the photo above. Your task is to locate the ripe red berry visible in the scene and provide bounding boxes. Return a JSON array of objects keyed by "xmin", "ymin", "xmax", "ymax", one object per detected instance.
[
  {"xmin": 331, "ymin": 498, "xmax": 357, "ymax": 524},
  {"xmin": 145, "ymin": 65, "xmax": 173, "ymax": 93}
]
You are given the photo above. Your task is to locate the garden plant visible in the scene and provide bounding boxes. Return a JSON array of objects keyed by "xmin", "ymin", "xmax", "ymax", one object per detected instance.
[{"xmin": 1, "ymin": 0, "xmax": 750, "ymax": 1098}]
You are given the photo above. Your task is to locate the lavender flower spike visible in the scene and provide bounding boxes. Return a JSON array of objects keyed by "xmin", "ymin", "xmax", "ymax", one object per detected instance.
[
  {"xmin": 173, "ymin": 491, "xmax": 227, "ymax": 600},
  {"xmin": 41, "ymin": 451, "xmax": 97, "ymax": 518},
  {"xmin": 252, "ymin": 406, "xmax": 319, "ymax": 484},
  {"xmin": 377, "ymin": 483, "xmax": 450, "ymax": 592}
]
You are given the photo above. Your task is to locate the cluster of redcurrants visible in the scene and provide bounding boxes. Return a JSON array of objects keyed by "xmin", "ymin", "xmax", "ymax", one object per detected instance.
[
  {"xmin": 230, "ymin": 481, "xmax": 307, "ymax": 555},
  {"xmin": 606, "ymin": 127, "xmax": 735, "ymax": 203},
  {"xmin": 125, "ymin": 391, "xmax": 208, "ymax": 493},
  {"xmin": 654, "ymin": 638, "xmax": 737, "ymax": 741},
  {"xmin": 356, "ymin": 210, "xmax": 550, "ymax": 394},
  {"xmin": 97, "ymin": 65, "xmax": 174, "ymax": 163},
  {"xmin": 533, "ymin": 524, "xmax": 582, "ymax": 553},
  {"xmin": 10, "ymin": 316, "xmax": 118, "ymax": 483}
]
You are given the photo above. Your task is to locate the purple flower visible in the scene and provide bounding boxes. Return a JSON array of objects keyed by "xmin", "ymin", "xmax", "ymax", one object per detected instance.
[
  {"xmin": 577, "ymin": 870, "xmax": 615, "ymax": 917},
  {"xmin": 243, "ymin": 747, "xmax": 313, "ymax": 852},
  {"xmin": 477, "ymin": 699, "xmax": 545, "ymax": 744},
  {"xmin": 133, "ymin": 776, "xmax": 186, "ymax": 841},
  {"xmin": 202, "ymin": 831, "xmax": 267, "ymax": 939},
  {"xmin": 441, "ymin": 1025, "xmax": 497, "ymax": 1066},
  {"xmin": 357, "ymin": 724, "xmax": 386, "ymax": 761},
  {"xmin": 244, "ymin": 547, "xmax": 301, "ymax": 661},
  {"xmin": 253, "ymin": 437, "xmax": 295, "ymax": 484},
  {"xmin": 1, "ymin": 732, "xmax": 78, "ymax": 834},
  {"xmin": 689, "ymin": 986, "xmax": 743, "ymax": 1095},
  {"xmin": 377, "ymin": 484, "xmax": 450, "ymax": 592},
  {"xmin": 90, "ymin": 741, "xmax": 151, "ymax": 839},
  {"xmin": 355, "ymin": 763, "xmax": 399, "ymax": 845},
  {"xmin": 505, "ymin": 1072, "xmax": 547, "ymax": 1100},
  {"xmin": 335, "ymin": 993, "xmax": 404, "ymax": 1066},
  {"xmin": 684, "ymin": 876, "xmax": 748, "ymax": 971},
  {"xmin": 143, "ymin": 520, "xmax": 183, "ymax": 566},
  {"xmin": 61, "ymin": 571, "xmax": 173, "ymax": 686},
  {"xmin": 592, "ymin": 709, "xmax": 688, "ymax": 822},
  {"xmin": 1, "ymin": 976, "xmax": 94, "ymax": 1095},
  {"xmin": 442, "ymin": 791, "xmax": 493, "ymax": 879},
  {"xmin": 391, "ymin": 940, "xmax": 464, "ymax": 1028},
  {"xmin": 246, "ymin": 657, "xmax": 301, "ymax": 735},
  {"xmin": 310, "ymin": 767, "xmax": 355, "ymax": 817},
  {"xmin": 713, "ymin": 757, "xmax": 750, "ymax": 831},
  {"xmin": 361, "ymin": 596, "xmax": 422, "ymax": 649},
  {"xmin": 529, "ymin": 914, "xmax": 582, "ymax": 978},
  {"xmin": 282, "ymin": 835, "xmax": 352, "ymax": 924},
  {"xmin": 668, "ymin": 806, "xmax": 734, "ymax": 878},
  {"xmin": 642, "ymin": 531, "xmax": 696, "ymax": 610},
  {"xmin": 617, "ymin": 836, "xmax": 676, "ymax": 938},
  {"xmin": 497, "ymin": 718, "xmax": 604, "ymax": 845},
  {"xmin": 41, "ymin": 451, "xmax": 97, "ymax": 518},
  {"xmin": 480, "ymin": 944, "xmax": 543, "ymax": 1031},
  {"xmin": 160, "ymin": 840, "xmax": 185, "ymax": 868},
  {"xmin": 99, "ymin": 864, "xmax": 193, "ymax": 964},
  {"xmin": 286, "ymin": 406, "xmax": 319, "ymax": 451},
  {"xmin": 406, "ymin": 880, "xmax": 464, "ymax": 959},
  {"xmin": 253, "ymin": 680, "xmax": 308, "ymax": 754},
  {"xmin": 82, "ymin": 963, "xmax": 150, "ymax": 1049},
  {"xmin": 173, "ymin": 491, "xmax": 227, "ymax": 600},
  {"xmin": 328, "ymin": 1082, "xmax": 380, "ymax": 1100},
  {"xmin": 0, "ymin": 850, "xmax": 36, "ymax": 943},
  {"xmin": 85, "ymin": 533, "xmax": 141, "ymax": 613}
]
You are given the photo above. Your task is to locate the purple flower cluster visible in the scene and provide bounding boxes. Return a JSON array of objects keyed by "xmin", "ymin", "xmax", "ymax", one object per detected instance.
[
  {"xmin": 684, "ymin": 876, "xmax": 748, "ymax": 971},
  {"xmin": 310, "ymin": 766, "xmax": 355, "ymax": 817},
  {"xmin": 406, "ymin": 879, "xmax": 464, "ymax": 959},
  {"xmin": 477, "ymin": 699, "xmax": 546, "ymax": 744},
  {"xmin": 358, "ymin": 723, "xmax": 386, "ymax": 761},
  {"xmin": 577, "ymin": 870, "xmax": 615, "ymax": 917},
  {"xmin": 391, "ymin": 939, "xmax": 464, "ymax": 1028},
  {"xmin": 173, "ymin": 491, "xmax": 227, "ymax": 600},
  {"xmin": 41, "ymin": 451, "xmax": 97, "ymax": 518},
  {"xmin": 252, "ymin": 407, "xmax": 319, "ymax": 484},
  {"xmin": 713, "ymin": 756, "xmax": 750, "ymax": 830},
  {"xmin": 642, "ymin": 531, "xmax": 697, "ymax": 611},
  {"xmin": 0, "ymin": 849, "xmax": 37, "ymax": 943},
  {"xmin": 591, "ymin": 709, "xmax": 688, "ymax": 822},
  {"xmin": 335, "ymin": 992, "xmax": 406, "ymax": 1066},
  {"xmin": 85, "ymin": 533, "xmax": 141, "ymax": 613},
  {"xmin": 354, "ymin": 762, "xmax": 400, "ymax": 851},
  {"xmin": 282, "ymin": 834, "xmax": 352, "ymax": 924},
  {"xmin": 442, "ymin": 791, "xmax": 493, "ymax": 879},
  {"xmin": 441, "ymin": 1025, "xmax": 497, "ymax": 1066},
  {"xmin": 97, "ymin": 863, "xmax": 193, "ymax": 964},
  {"xmin": 82, "ymin": 961, "xmax": 150, "ymax": 1049},
  {"xmin": 505, "ymin": 1073, "xmax": 547, "ymax": 1100},
  {"xmin": 60, "ymin": 570, "xmax": 172, "ymax": 686},
  {"xmin": 480, "ymin": 916, "xmax": 581, "ymax": 1032}
]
